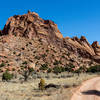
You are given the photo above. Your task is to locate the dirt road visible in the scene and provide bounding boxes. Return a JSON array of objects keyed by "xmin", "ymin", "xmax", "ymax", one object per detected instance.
[{"xmin": 71, "ymin": 77, "xmax": 100, "ymax": 100}]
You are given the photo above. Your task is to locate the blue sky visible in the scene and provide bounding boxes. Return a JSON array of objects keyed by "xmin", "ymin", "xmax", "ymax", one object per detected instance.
[{"xmin": 0, "ymin": 0, "xmax": 100, "ymax": 44}]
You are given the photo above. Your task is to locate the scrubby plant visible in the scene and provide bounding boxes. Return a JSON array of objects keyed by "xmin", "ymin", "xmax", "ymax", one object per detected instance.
[
  {"xmin": 29, "ymin": 68, "xmax": 34, "ymax": 72},
  {"xmin": 65, "ymin": 64, "xmax": 75, "ymax": 72},
  {"xmin": 53, "ymin": 60, "xmax": 61, "ymax": 65},
  {"xmin": 53, "ymin": 66, "xmax": 65, "ymax": 74},
  {"xmin": 39, "ymin": 64, "xmax": 48, "ymax": 70},
  {"xmin": 41, "ymin": 54, "xmax": 47, "ymax": 58},
  {"xmin": 0, "ymin": 62, "xmax": 5, "ymax": 67},
  {"xmin": 62, "ymin": 55, "xmax": 65, "ymax": 58},
  {"xmin": 34, "ymin": 56, "xmax": 40, "ymax": 60},
  {"xmin": 60, "ymin": 67, "xmax": 66, "ymax": 72},
  {"xmin": 47, "ymin": 68, "xmax": 52, "ymax": 73},
  {"xmin": 38, "ymin": 78, "xmax": 45, "ymax": 91},
  {"xmin": 86, "ymin": 65, "xmax": 100, "ymax": 73},
  {"xmin": 22, "ymin": 61, "xmax": 28, "ymax": 65},
  {"xmin": 2, "ymin": 71, "xmax": 13, "ymax": 81}
]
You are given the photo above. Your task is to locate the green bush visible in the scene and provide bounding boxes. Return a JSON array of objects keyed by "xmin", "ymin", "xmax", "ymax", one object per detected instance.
[
  {"xmin": 2, "ymin": 71, "xmax": 13, "ymax": 81},
  {"xmin": 86, "ymin": 65, "xmax": 100, "ymax": 73},
  {"xmin": 65, "ymin": 64, "xmax": 75, "ymax": 72},
  {"xmin": 0, "ymin": 62, "xmax": 5, "ymax": 67},
  {"xmin": 29, "ymin": 68, "xmax": 34, "ymax": 72},
  {"xmin": 41, "ymin": 54, "xmax": 47, "ymax": 58},
  {"xmin": 40, "ymin": 64, "xmax": 48, "ymax": 70},
  {"xmin": 53, "ymin": 66, "xmax": 65, "ymax": 74},
  {"xmin": 47, "ymin": 68, "xmax": 52, "ymax": 73},
  {"xmin": 53, "ymin": 60, "xmax": 61, "ymax": 65},
  {"xmin": 22, "ymin": 61, "xmax": 28, "ymax": 65}
]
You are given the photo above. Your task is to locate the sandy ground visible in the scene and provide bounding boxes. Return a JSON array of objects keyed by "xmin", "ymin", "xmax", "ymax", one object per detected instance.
[{"xmin": 71, "ymin": 77, "xmax": 100, "ymax": 100}]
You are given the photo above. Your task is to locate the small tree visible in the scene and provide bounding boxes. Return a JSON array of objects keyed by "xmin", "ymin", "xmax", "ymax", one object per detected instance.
[
  {"xmin": 38, "ymin": 78, "xmax": 45, "ymax": 91},
  {"xmin": 22, "ymin": 68, "xmax": 34, "ymax": 81}
]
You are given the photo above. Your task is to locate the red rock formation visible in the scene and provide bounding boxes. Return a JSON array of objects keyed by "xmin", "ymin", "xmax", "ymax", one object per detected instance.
[
  {"xmin": 0, "ymin": 11, "xmax": 100, "ymax": 71},
  {"xmin": 92, "ymin": 41, "xmax": 100, "ymax": 56},
  {"xmin": 2, "ymin": 11, "xmax": 63, "ymax": 40},
  {"xmin": 63, "ymin": 36, "xmax": 95, "ymax": 58}
]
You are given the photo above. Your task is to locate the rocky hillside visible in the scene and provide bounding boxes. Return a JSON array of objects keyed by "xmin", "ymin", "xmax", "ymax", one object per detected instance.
[{"xmin": 0, "ymin": 11, "xmax": 100, "ymax": 72}]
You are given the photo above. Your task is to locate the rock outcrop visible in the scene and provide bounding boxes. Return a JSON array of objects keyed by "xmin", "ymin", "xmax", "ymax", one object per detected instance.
[
  {"xmin": 0, "ymin": 11, "xmax": 100, "ymax": 72},
  {"xmin": 63, "ymin": 36, "xmax": 95, "ymax": 58},
  {"xmin": 92, "ymin": 41, "xmax": 100, "ymax": 56},
  {"xmin": 2, "ymin": 11, "xmax": 63, "ymax": 41}
]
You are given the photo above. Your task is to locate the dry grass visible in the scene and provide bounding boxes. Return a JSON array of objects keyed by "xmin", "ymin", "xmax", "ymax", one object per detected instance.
[{"xmin": 0, "ymin": 72, "xmax": 99, "ymax": 100}]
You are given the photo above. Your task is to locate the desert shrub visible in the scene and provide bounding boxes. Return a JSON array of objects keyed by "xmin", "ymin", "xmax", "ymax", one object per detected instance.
[
  {"xmin": 41, "ymin": 54, "xmax": 47, "ymax": 58},
  {"xmin": 53, "ymin": 66, "xmax": 65, "ymax": 74},
  {"xmin": 65, "ymin": 64, "xmax": 75, "ymax": 72},
  {"xmin": 38, "ymin": 78, "xmax": 45, "ymax": 91},
  {"xmin": 62, "ymin": 55, "xmax": 65, "ymax": 58},
  {"xmin": 34, "ymin": 56, "xmax": 40, "ymax": 60},
  {"xmin": 29, "ymin": 68, "xmax": 34, "ymax": 72},
  {"xmin": 47, "ymin": 68, "xmax": 52, "ymax": 73},
  {"xmin": 2, "ymin": 71, "xmax": 13, "ymax": 81},
  {"xmin": 86, "ymin": 65, "xmax": 100, "ymax": 73},
  {"xmin": 0, "ymin": 62, "xmax": 5, "ymax": 67},
  {"xmin": 74, "ymin": 66, "xmax": 86, "ymax": 75},
  {"xmin": 40, "ymin": 64, "xmax": 48, "ymax": 70},
  {"xmin": 77, "ymin": 66, "xmax": 87, "ymax": 73},
  {"xmin": 53, "ymin": 60, "xmax": 61, "ymax": 65},
  {"xmin": 22, "ymin": 61, "xmax": 28, "ymax": 65}
]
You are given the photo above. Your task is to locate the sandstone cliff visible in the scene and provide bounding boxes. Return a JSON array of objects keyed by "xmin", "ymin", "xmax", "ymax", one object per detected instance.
[{"xmin": 0, "ymin": 11, "xmax": 100, "ymax": 72}]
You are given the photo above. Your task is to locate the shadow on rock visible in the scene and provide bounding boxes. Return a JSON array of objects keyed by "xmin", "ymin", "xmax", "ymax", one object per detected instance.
[{"xmin": 82, "ymin": 90, "xmax": 100, "ymax": 96}]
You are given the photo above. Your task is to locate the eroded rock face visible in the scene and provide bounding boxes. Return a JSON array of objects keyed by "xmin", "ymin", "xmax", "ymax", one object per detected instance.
[
  {"xmin": 0, "ymin": 11, "xmax": 100, "ymax": 72},
  {"xmin": 63, "ymin": 36, "xmax": 95, "ymax": 58},
  {"xmin": 2, "ymin": 11, "xmax": 63, "ymax": 40},
  {"xmin": 92, "ymin": 41, "xmax": 100, "ymax": 56}
]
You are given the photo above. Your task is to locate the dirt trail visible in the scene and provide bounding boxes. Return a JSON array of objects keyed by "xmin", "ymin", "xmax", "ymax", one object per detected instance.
[{"xmin": 71, "ymin": 77, "xmax": 100, "ymax": 100}]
